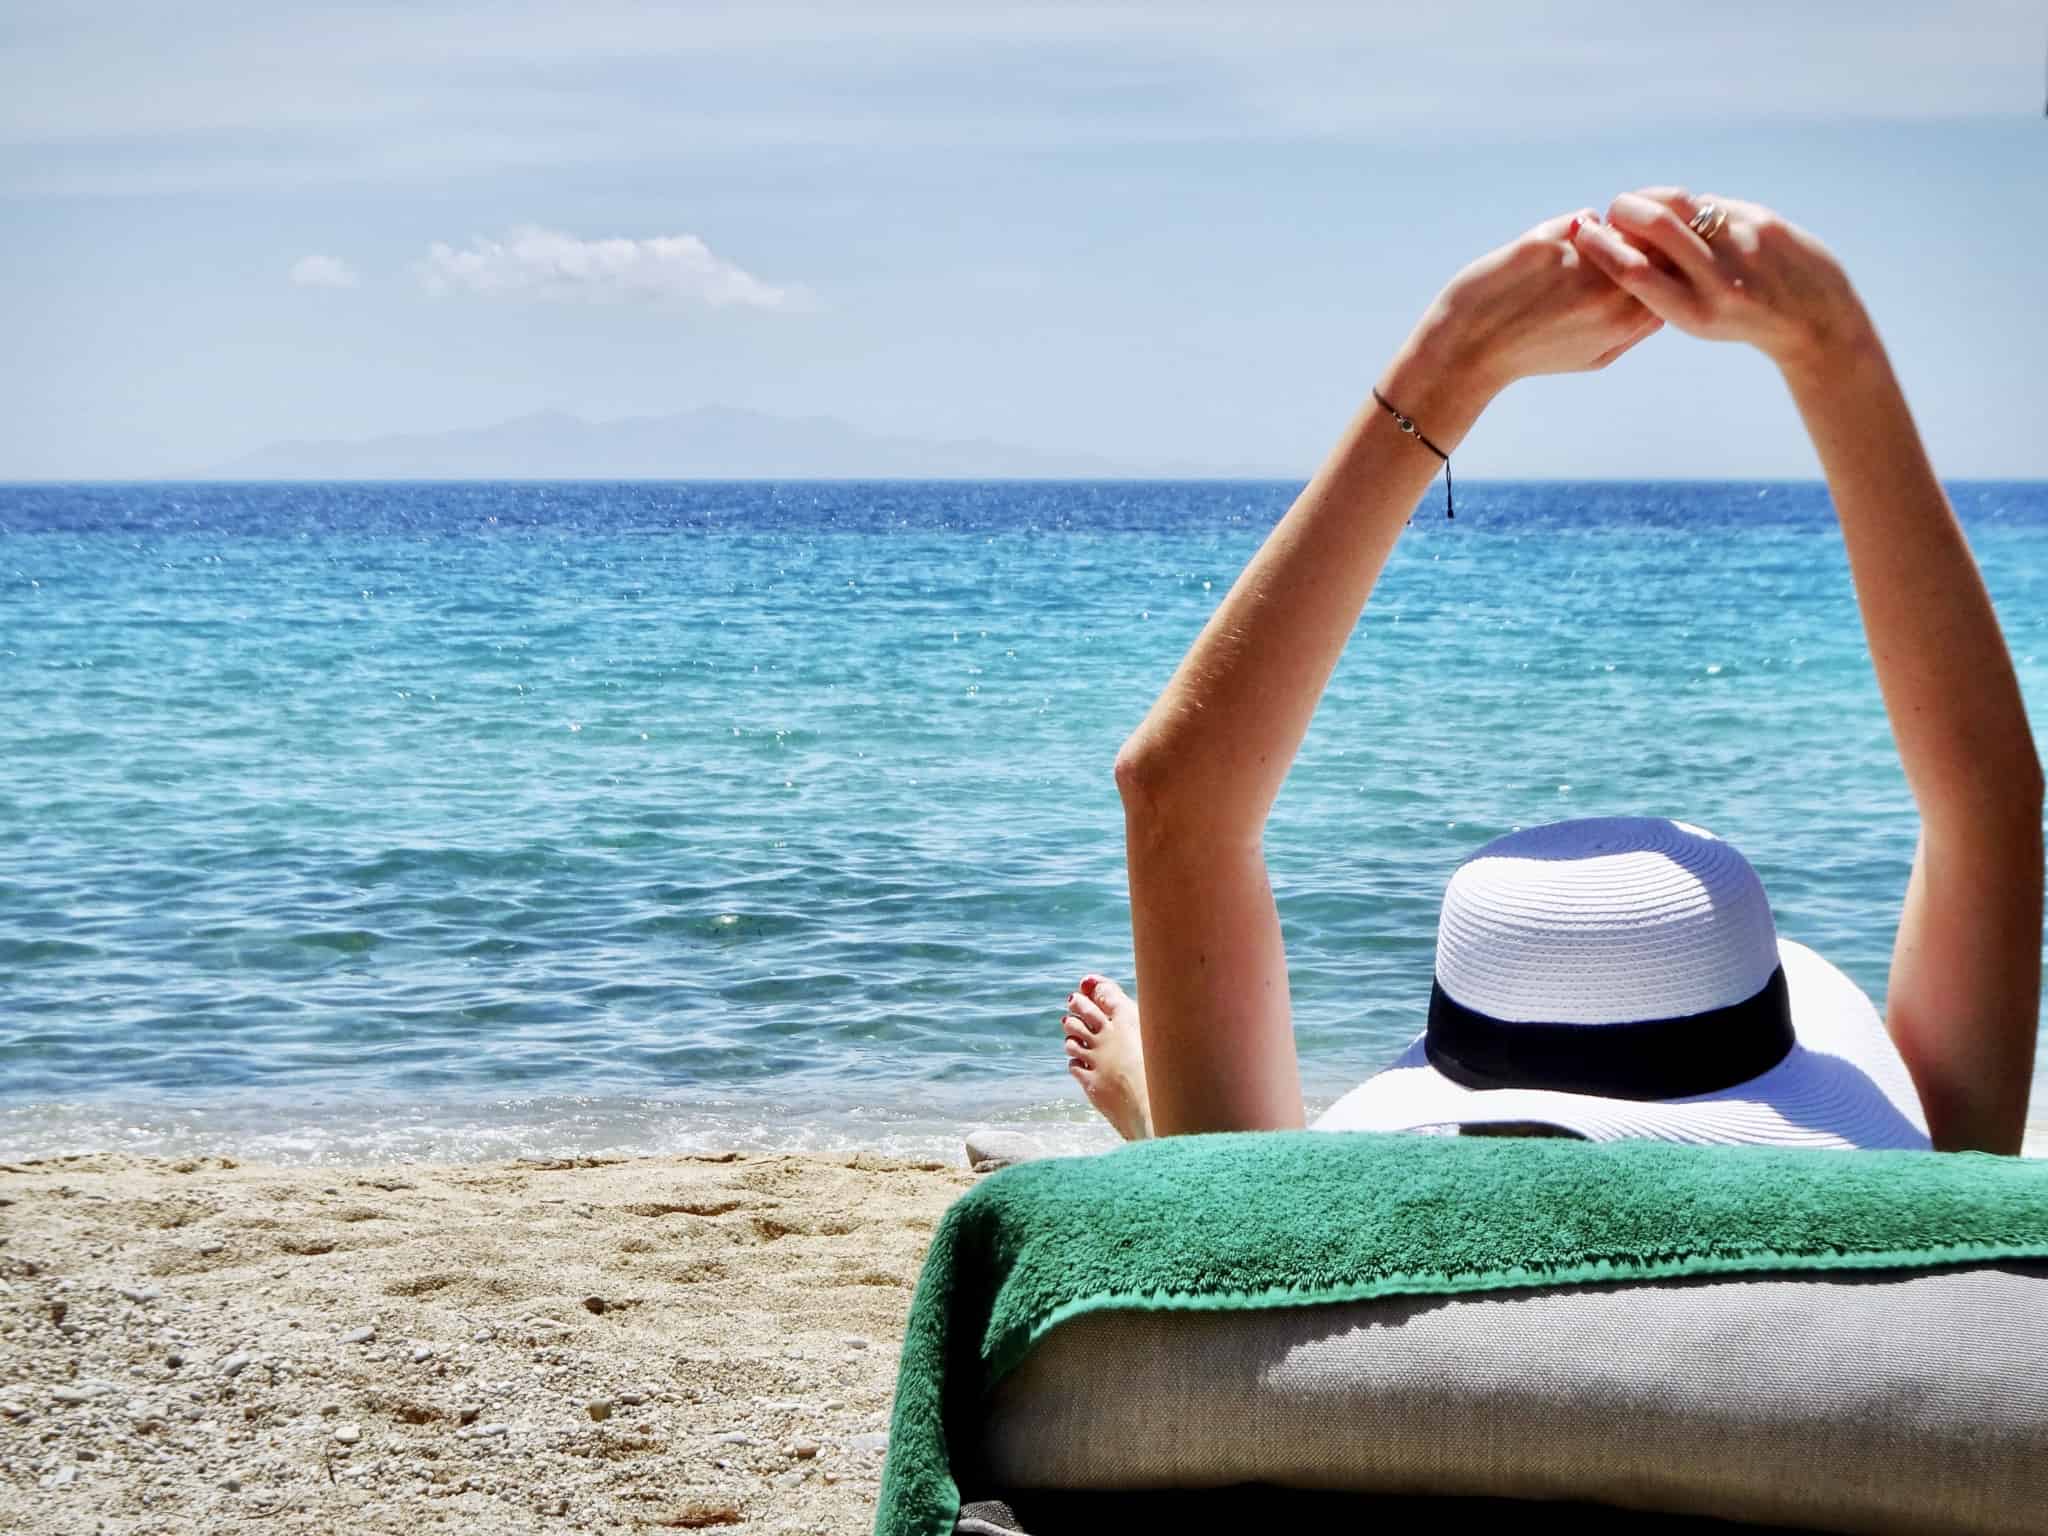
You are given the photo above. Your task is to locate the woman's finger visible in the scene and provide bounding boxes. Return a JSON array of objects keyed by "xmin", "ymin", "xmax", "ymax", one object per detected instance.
[
  {"xmin": 1605, "ymin": 192, "xmax": 1721, "ymax": 290},
  {"xmin": 1547, "ymin": 207, "xmax": 1600, "ymax": 243},
  {"xmin": 1629, "ymin": 185, "xmax": 1697, "ymax": 216},
  {"xmin": 1570, "ymin": 220, "xmax": 1707, "ymax": 329}
]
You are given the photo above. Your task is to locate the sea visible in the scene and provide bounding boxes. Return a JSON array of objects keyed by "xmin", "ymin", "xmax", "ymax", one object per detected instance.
[{"xmin": 3, "ymin": 480, "xmax": 2045, "ymax": 1164}]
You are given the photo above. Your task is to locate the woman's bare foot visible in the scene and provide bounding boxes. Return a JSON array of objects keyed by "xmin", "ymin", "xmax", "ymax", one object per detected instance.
[{"xmin": 1062, "ymin": 974, "xmax": 1152, "ymax": 1140}]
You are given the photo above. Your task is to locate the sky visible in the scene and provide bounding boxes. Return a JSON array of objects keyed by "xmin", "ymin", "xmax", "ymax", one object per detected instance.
[{"xmin": 3, "ymin": 1, "xmax": 2045, "ymax": 479}]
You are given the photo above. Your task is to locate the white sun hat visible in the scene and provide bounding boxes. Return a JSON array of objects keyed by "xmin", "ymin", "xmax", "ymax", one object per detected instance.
[{"xmin": 1313, "ymin": 817, "xmax": 1932, "ymax": 1149}]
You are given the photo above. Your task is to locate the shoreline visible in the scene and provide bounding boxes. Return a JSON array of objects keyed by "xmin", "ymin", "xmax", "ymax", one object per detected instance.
[
  {"xmin": 0, "ymin": 1095, "xmax": 1125, "ymax": 1170},
  {"xmin": 4, "ymin": 1107, "xmax": 2041, "ymax": 1168},
  {"xmin": 0, "ymin": 1150, "xmax": 976, "ymax": 1535}
]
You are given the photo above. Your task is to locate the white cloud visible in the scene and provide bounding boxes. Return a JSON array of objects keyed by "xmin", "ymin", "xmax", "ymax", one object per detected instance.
[
  {"xmin": 418, "ymin": 226, "xmax": 793, "ymax": 310},
  {"xmin": 289, "ymin": 254, "xmax": 359, "ymax": 289}
]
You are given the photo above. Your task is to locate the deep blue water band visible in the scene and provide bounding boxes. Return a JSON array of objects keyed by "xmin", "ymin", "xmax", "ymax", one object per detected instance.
[{"xmin": 1424, "ymin": 966, "xmax": 1796, "ymax": 1101}]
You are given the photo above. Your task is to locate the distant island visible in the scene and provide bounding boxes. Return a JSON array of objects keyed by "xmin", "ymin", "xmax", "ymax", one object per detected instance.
[{"xmin": 202, "ymin": 405, "xmax": 1280, "ymax": 480}]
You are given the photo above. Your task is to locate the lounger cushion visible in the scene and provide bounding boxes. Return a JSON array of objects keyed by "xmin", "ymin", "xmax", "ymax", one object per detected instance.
[
  {"xmin": 982, "ymin": 1264, "xmax": 2048, "ymax": 1535},
  {"xmin": 956, "ymin": 1488, "xmax": 1821, "ymax": 1534}
]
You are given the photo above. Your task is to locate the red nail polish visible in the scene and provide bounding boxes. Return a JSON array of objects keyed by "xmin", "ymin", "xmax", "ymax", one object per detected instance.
[{"xmin": 1568, "ymin": 216, "xmax": 1581, "ymax": 239}]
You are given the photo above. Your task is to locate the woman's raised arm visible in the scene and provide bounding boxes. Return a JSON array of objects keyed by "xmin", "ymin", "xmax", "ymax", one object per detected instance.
[
  {"xmin": 1119, "ymin": 214, "xmax": 1658, "ymax": 1137},
  {"xmin": 1575, "ymin": 192, "xmax": 2044, "ymax": 1153}
]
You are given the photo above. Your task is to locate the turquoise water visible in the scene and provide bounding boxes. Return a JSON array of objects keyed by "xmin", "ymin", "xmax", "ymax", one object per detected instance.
[{"xmin": 3, "ymin": 481, "xmax": 2044, "ymax": 1161}]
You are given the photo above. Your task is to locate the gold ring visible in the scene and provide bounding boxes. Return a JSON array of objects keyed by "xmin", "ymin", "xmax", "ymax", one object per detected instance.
[{"xmin": 1687, "ymin": 201, "xmax": 1728, "ymax": 244}]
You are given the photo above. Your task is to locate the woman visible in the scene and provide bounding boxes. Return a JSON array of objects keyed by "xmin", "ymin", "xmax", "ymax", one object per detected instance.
[{"xmin": 1060, "ymin": 189, "xmax": 2042, "ymax": 1155}]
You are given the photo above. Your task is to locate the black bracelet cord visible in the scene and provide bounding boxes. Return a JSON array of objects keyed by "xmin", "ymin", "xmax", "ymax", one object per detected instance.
[{"xmin": 1371, "ymin": 386, "xmax": 1454, "ymax": 519}]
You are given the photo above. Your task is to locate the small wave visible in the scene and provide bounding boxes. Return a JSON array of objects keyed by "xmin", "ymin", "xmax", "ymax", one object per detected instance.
[
  {"xmin": 288, "ymin": 927, "xmax": 385, "ymax": 954},
  {"xmin": 0, "ymin": 936, "xmax": 105, "ymax": 964}
]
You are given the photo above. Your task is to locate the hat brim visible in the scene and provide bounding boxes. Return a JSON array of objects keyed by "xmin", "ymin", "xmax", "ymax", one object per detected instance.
[{"xmin": 1312, "ymin": 939, "xmax": 1932, "ymax": 1150}]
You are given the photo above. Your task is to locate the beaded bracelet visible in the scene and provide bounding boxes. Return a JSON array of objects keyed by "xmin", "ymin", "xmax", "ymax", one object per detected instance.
[{"xmin": 1372, "ymin": 386, "xmax": 1454, "ymax": 519}]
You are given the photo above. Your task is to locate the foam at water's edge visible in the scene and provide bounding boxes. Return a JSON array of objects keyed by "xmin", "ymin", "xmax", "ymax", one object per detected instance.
[
  {"xmin": 2, "ymin": 1096, "xmax": 2040, "ymax": 1166},
  {"xmin": 0, "ymin": 1094, "xmax": 1123, "ymax": 1168}
]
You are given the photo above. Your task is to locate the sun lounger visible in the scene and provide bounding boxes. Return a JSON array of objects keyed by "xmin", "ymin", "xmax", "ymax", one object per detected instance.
[{"xmin": 876, "ymin": 1132, "xmax": 2048, "ymax": 1535}]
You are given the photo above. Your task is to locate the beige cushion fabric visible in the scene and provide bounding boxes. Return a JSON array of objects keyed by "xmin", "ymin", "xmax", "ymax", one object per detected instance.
[{"xmin": 982, "ymin": 1265, "xmax": 2048, "ymax": 1536}]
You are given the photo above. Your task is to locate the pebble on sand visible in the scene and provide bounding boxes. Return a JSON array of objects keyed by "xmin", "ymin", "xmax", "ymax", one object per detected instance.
[
  {"xmin": 216, "ymin": 1352, "xmax": 252, "ymax": 1377},
  {"xmin": 962, "ymin": 1129, "xmax": 1045, "ymax": 1172},
  {"xmin": 585, "ymin": 1399, "xmax": 612, "ymax": 1422},
  {"xmin": 665, "ymin": 1500, "xmax": 742, "ymax": 1528},
  {"xmin": 333, "ymin": 1424, "xmax": 362, "ymax": 1444},
  {"xmin": 340, "ymin": 1326, "xmax": 375, "ymax": 1345}
]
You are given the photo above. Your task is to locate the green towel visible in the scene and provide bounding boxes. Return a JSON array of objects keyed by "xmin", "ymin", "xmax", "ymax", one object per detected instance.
[{"xmin": 874, "ymin": 1130, "xmax": 2048, "ymax": 1536}]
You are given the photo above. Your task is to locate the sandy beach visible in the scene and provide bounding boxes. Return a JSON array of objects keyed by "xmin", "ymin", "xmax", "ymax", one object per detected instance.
[{"xmin": 0, "ymin": 1151, "xmax": 977, "ymax": 1534}]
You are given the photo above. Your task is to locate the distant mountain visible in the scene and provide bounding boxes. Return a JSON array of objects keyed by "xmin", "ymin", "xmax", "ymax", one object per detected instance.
[{"xmin": 202, "ymin": 406, "xmax": 1278, "ymax": 480}]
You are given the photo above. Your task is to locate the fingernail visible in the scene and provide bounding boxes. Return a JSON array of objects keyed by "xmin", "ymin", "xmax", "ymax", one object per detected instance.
[{"xmin": 1567, "ymin": 216, "xmax": 1581, "ymax": 239}]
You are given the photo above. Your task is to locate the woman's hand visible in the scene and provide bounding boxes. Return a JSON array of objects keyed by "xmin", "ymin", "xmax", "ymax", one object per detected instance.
[
  {"xmin": 1380, "ymin": 211, "xmax": 1663, "ymax": 455},
  {"xmin": 1570, "ymin": 189, "xmax": 1873, "ymax": 377},
  {"xmin": 1418, "ymin": 210, "xmax": 1664, "ymax": 392}
]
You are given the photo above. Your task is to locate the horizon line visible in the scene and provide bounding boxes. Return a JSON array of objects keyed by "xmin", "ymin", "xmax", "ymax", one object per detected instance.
[{"xmin": 7, "ymin": 475, "xmax": 2048, "ymax": 488}]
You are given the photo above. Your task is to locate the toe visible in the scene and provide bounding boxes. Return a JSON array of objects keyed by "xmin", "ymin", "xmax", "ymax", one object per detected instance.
[
  {"xmin": 1085, "ymin": 976, "xmax": 1127, "ymax": 1011},
  {"xmin": 1062, "ymin": 1014, "xmax": 1095, "ymax": 1047},
  {"xmin": 1068, "ymin": 991, "xmax": 1109, "ymax": 1034},
  {"xmin": 1063, "ymin": 1036, "xmax": 1093, "ymax": 1068}
]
